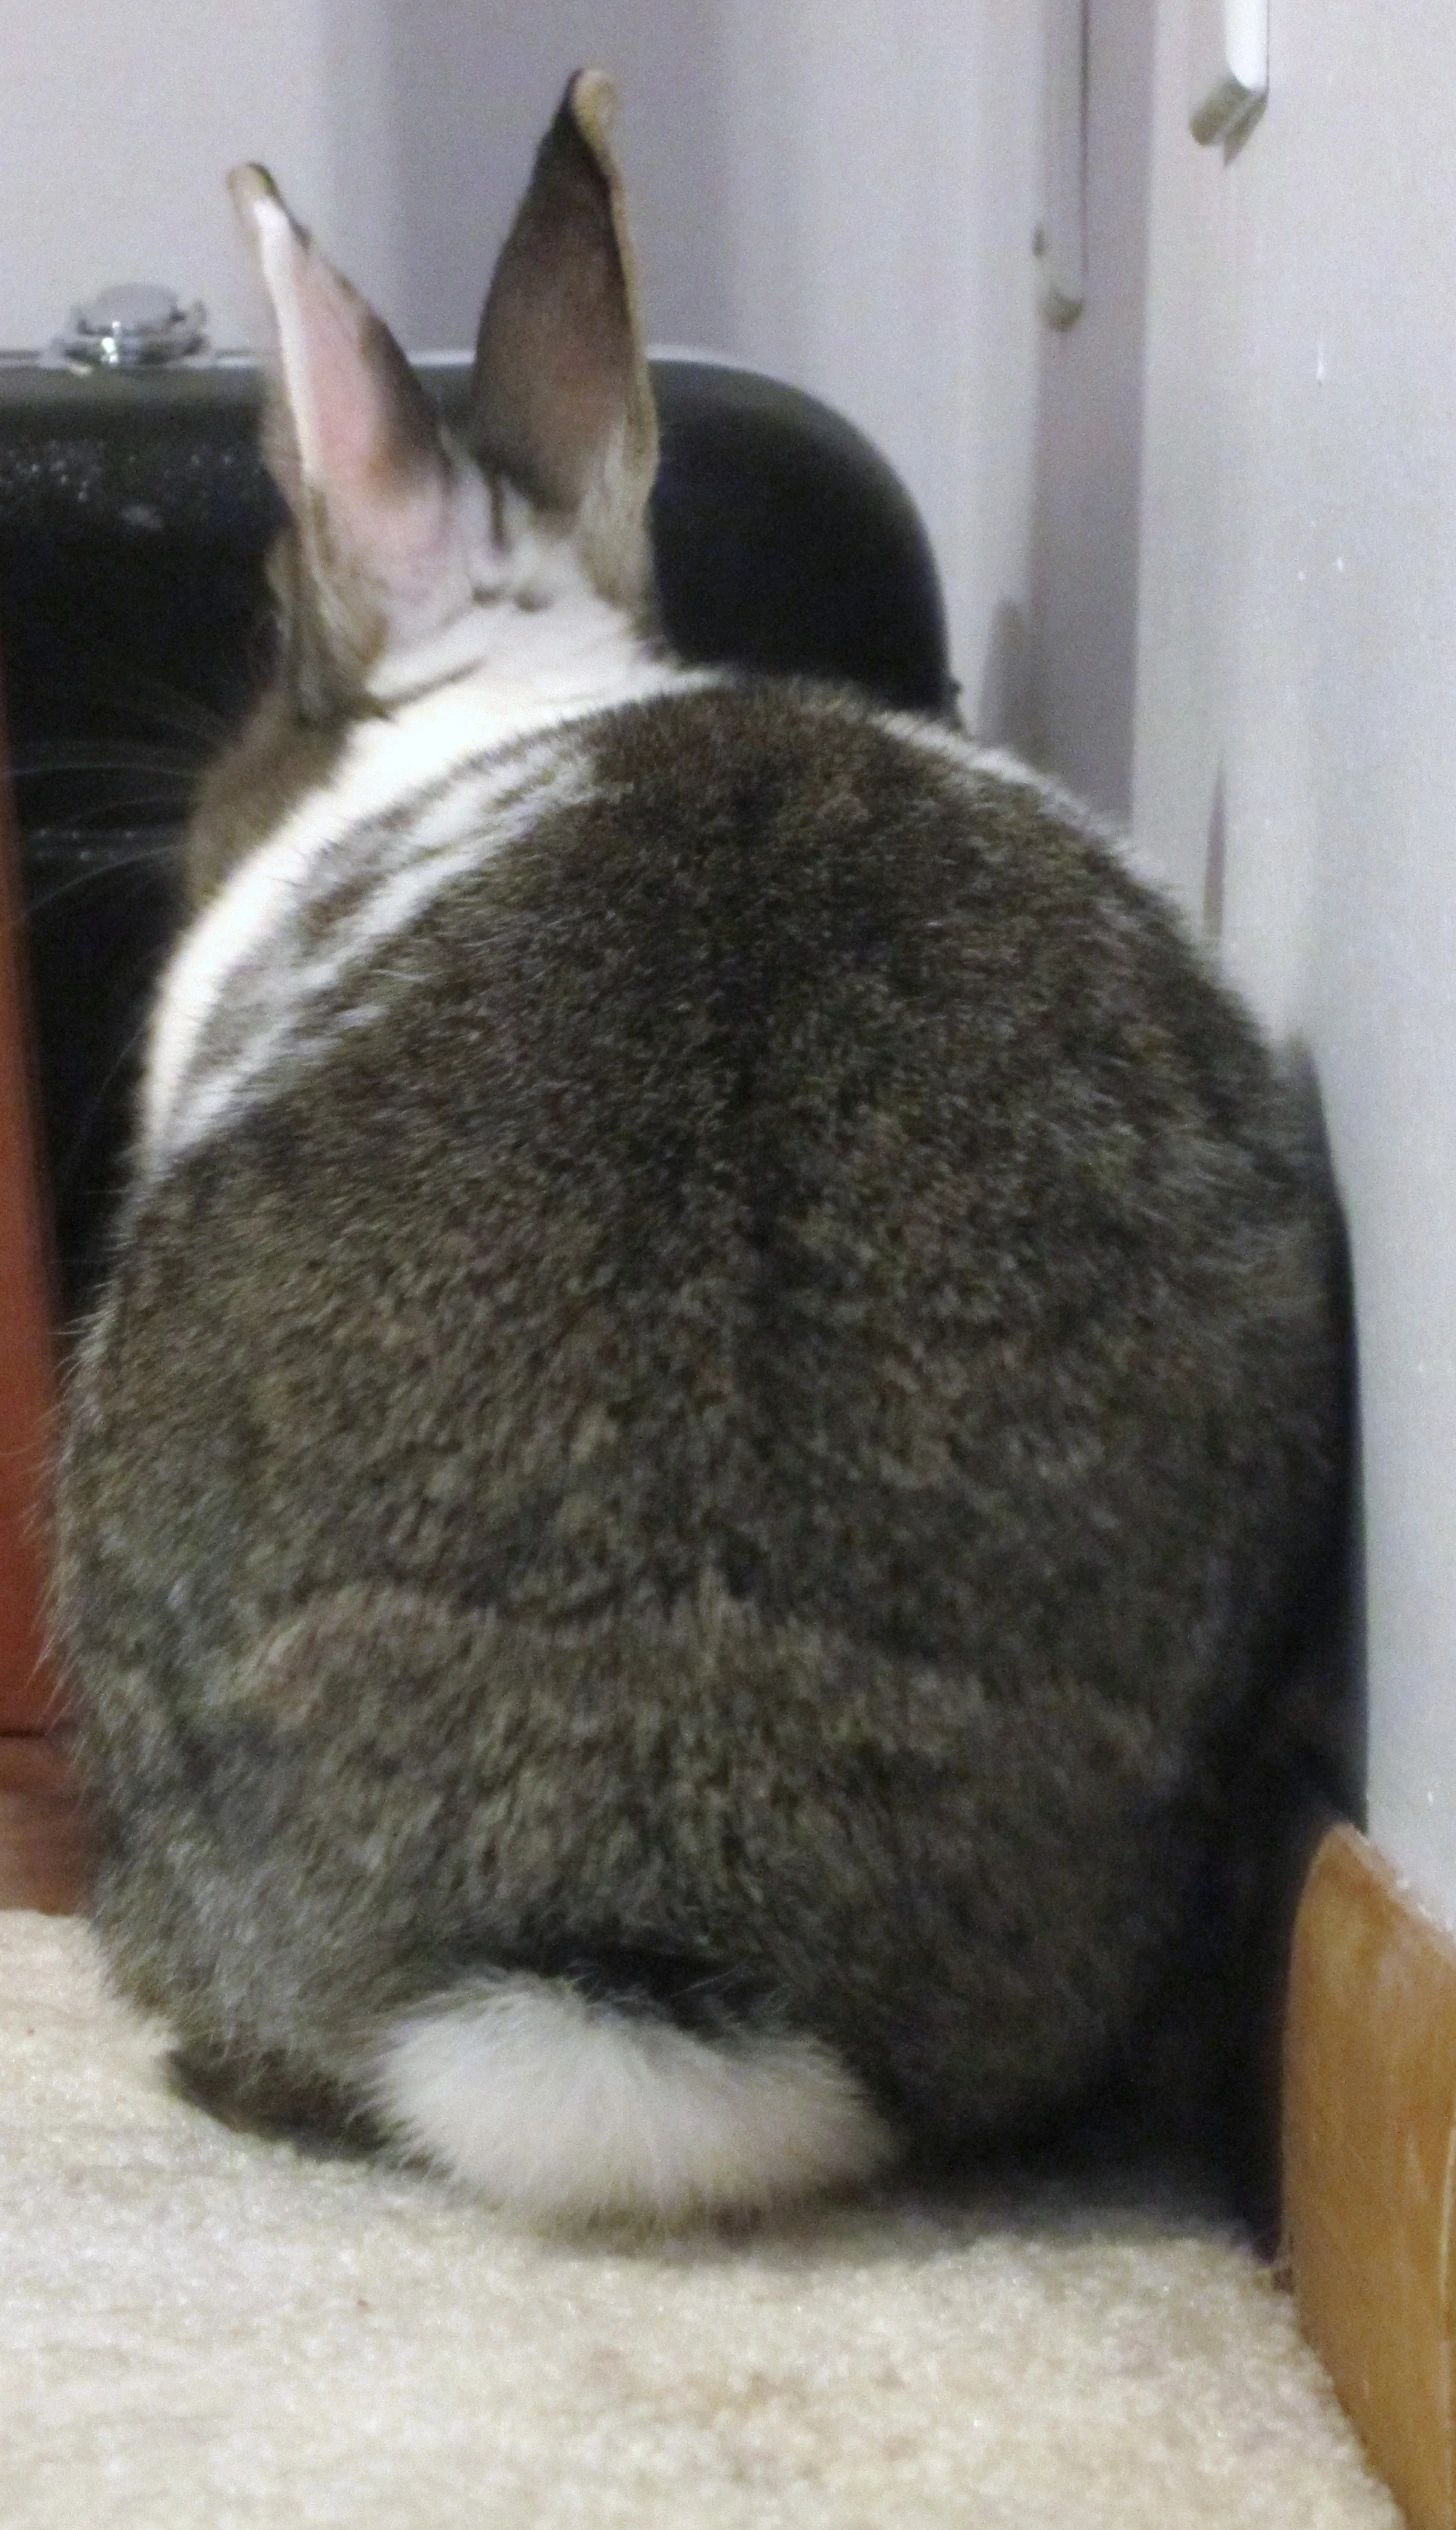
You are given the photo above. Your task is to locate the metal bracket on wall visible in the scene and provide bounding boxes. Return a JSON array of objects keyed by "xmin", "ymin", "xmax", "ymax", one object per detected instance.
[
  {"xmin": 1189, "ymin": 0, "xmax": 1269, "ymax": 150},
  {"xmin": 1035, "ymin": 0, "xmax": 1086, "ymax": 329}
]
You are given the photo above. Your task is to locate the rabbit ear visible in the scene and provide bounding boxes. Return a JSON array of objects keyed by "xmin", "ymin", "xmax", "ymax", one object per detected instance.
[
  {"xmin": 467, "ymin": 70, "xmax": 658, "ymax": 611},
  {"xmin": 229, "ymin": 165, "xmax": 480, "ymax": 714}
]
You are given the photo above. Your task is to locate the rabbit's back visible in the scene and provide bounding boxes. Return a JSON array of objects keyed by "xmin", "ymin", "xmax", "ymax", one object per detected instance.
[
  {"xmin": 64, "ymin": 682, "xmax": 1345, "ymax": 2174},
  {"xmin": 85, "ymin": 682, "xmax": 1337, "ymax": 1666}
]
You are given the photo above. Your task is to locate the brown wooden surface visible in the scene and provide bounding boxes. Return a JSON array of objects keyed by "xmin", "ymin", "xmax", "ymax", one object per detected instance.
[
  {"xmin": 0, "ymin": 661, "xmax": 58, "ymax": 1731},
  {"xmin": 1285, "ymin": 1820, "xmax": 1456, "ymax": 2530},
  {"xmin": 0, "ymin": 1734, "xmax": 84, "ymax": 1912}
]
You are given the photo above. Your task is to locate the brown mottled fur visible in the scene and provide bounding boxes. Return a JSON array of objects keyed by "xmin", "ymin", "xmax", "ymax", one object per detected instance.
[{"xmin": 60, "ymin": 678, "xmax": 1346, "ymax": 2160}]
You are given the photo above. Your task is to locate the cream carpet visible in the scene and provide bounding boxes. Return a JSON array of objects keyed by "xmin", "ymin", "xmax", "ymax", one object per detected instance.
[{"xmin": 0, "ymin": 1914, "xmax": 1399, "ymax": 2530}]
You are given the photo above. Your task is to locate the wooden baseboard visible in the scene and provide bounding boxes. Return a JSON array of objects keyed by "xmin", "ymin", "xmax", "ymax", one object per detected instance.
[
  {"xmin": 0, "ymin": 1734, "xmax": 85, "ymax": 1913},
  {"xmin": 1285, "ymin": 1821, "xmax": 1456, "ymax": 2529}
]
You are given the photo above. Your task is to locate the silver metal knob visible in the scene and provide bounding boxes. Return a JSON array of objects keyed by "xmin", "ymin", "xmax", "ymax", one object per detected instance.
[{"xmin": 57, "ymin": 285, "xmax": 209, "ymax": 369}]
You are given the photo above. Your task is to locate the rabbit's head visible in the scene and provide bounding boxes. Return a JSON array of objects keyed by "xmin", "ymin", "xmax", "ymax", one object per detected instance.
[{"xmin": 190, "ymin": 72, "xmax": 659, "ymax": 904}]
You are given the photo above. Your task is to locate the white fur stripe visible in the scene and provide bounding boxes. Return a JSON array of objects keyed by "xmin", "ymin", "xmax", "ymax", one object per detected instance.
[
  {"xmin": 371, "ymin": 1975, "xmax": 895, "ymax": 2227},
  {"xmin": 142, "ymin": 591, "xmax": 705, "ymax": 1176},
  {"xmin": 142, "ymin": 738, "xmax": 591, "ymax": 1168}
]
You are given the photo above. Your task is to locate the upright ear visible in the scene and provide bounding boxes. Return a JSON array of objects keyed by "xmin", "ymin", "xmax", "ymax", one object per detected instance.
[
  {"xmin": 229, "ymin": 165, "xmax": 482, "ymax": 717},
  {"xmin": 467, "ymin": 70, "xmax": 658, "ymax": 612}
]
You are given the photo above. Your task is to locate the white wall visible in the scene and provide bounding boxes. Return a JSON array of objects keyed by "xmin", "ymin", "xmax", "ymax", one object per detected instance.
[
  {"xmin": 0, "ymin": 2, "xmax": 349, "ymax": 350},
  {"xmin": 1130, "ymin": 0, "xmax": 1456, "ymax": 1923},
  {"xmin": 0, "ymin": 1, "xmax": 721, "ymax": 358},
  {"xmin": 706, "ymin": 1, "xmax": 1040, "ymax": 731},
  {"xmin": 0, "ymin": 1, "xmax": 1039, "ymax": 718}
]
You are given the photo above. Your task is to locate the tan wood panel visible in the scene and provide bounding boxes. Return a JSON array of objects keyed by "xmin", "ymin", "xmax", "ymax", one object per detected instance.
[
  {"xmin": 1286, "ymin": 1820, "xmax": 1456, "ymax": 2530},
  {"xmin": 0, "ymin": 1734, "xmax": 84, "ymax": 1913}
]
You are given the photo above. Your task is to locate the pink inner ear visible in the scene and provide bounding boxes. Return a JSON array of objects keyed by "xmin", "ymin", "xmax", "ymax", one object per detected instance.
[
  {"xmin": 248, "ymin": 184, "xmax": 463, "ymax": 629},
  {"xmin": 301, "ymin": 282, "xmax": 455, "ymax": 599},
  {"xmin": 259, "ymin": 203, "xmax": 404, "ymax": 507},
  {"xmin": 296, "ymin": 270, "xmax": 388, "ymax": 495}
]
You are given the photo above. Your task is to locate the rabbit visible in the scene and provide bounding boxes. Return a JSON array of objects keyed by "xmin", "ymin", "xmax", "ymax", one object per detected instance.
[{"xmin": 54, "ymin": 69, "xmax": 1349, "ymax": 2230}]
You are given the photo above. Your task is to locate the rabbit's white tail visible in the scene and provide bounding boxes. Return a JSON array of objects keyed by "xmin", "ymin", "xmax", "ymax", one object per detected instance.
[{"xmin": 370, "ymin": 1972, "xmax": 893, "ymax": 2226}]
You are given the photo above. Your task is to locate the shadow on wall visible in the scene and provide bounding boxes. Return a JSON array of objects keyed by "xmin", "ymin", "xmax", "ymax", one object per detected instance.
[
  {"xmin": 1203, "ymin": 764, "xmax": 1227, "ymax": 942},
  {"xmin": 322, "ymin": 0, "xmax": 734, "ymax": 352},
  {"xmin": 974, "ymin": 598, "xmax": 1035, "ymax": 756},
  {"xmin": 1023, "ymin": 0, "xmax": 1157, "ymax": 825}
]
